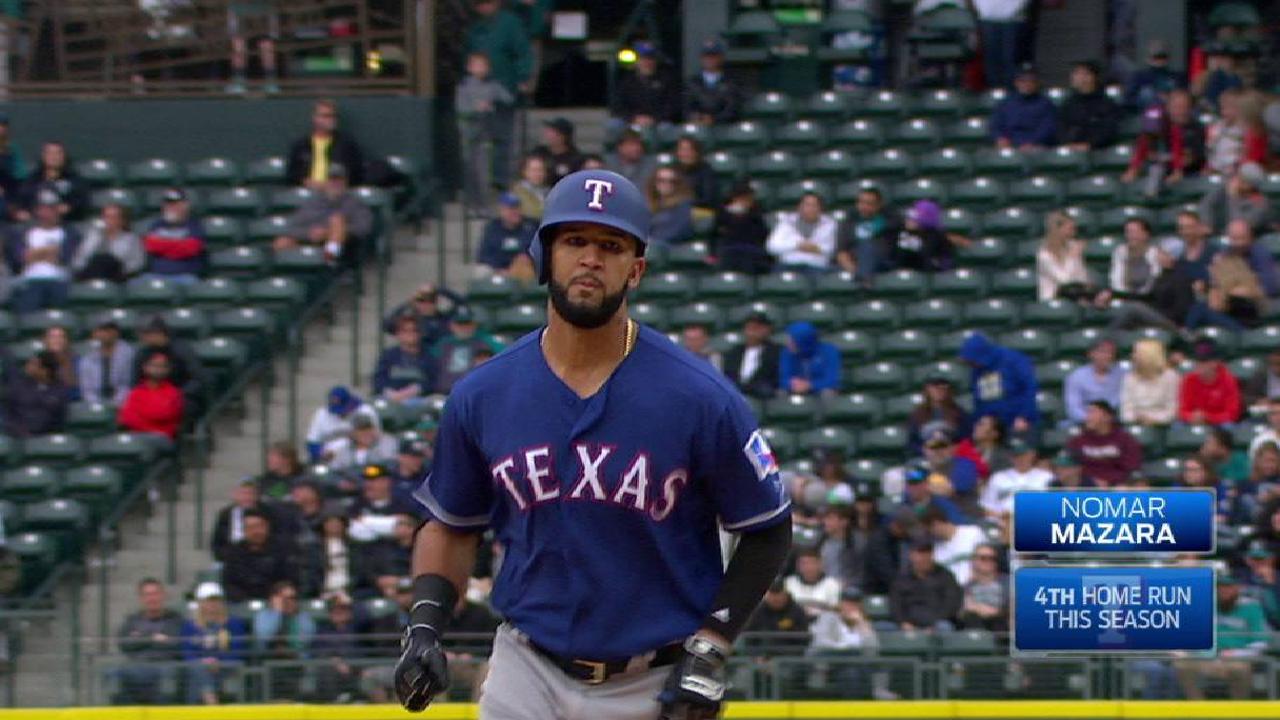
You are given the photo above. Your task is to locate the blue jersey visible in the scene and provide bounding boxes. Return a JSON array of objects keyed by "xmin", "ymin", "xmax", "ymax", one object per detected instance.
[{"xmin": 414, "ymin": 325, "xmax": 790, "ymax": 659}]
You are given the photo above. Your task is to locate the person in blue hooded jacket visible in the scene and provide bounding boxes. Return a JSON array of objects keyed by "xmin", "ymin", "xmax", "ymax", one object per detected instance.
[
  {"xmin": 959, "ymin": 332, "xmax": 1039, "ymax": 434},
  {"xmin": 990, "ymin": 64, "xmax": 1057, "ymax": 151},
  {"xmin": 780, "ymin": 321, "xmax": 841, "ymax": 396}
]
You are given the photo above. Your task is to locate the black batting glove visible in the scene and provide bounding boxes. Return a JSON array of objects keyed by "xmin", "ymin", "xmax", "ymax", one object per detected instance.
[
  {"xmin": 394, "ymin": 624, "xmax": 450, "ymax": 712},
  {"xmin": 658, "ymin": 635, "xmax": 728, "ymax": 720}
]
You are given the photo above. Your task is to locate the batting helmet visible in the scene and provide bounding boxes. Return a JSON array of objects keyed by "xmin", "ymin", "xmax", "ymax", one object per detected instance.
[{"xmin": 529, "ymin": 169, "xmax": 650, "ymax": 284}]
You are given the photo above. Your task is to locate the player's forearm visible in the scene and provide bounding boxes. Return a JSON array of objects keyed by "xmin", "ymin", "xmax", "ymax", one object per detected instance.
[
  {"xmin": 411, "ymin": 520, "xmax": 479, "ymax": 598},
  {"xmin": 700, "ymin": 519, "xmax": 792, "ymax": 646}
]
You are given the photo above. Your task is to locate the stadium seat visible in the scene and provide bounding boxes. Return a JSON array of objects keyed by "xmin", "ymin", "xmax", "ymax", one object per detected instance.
[
  {"xmin": 715, "ymin": 121, "xmax": 771, "ymax": 151},
  {"xmin": 160, "ymin": 307, "xmax": 209, "ymax": 339},
  {"xmin": 210, "ymin": 246, "xmax": 268, "ymax": 278},
  {"xmin": 1091, "ymin": 144, "xmax": 1134, "ymax": 174},
  {"xmin": 765, "ymin": 395, "xmax": 822, "ymax": 429},
  {"xmin": 1241, "ymin": 325, "xmax": 1280, "ymax": 354},
  {"xmin": 1143, "ymin": 458, "xmax": 1182, "ymax": 486},
  {"xmin": 743, "ymin": 92, "xmax": 793, "ymax": 122},
  {"xmin": 1165, "ymin": 423, "xmax": 1210, "ymax": 453},
  {"xmin": 62, "ymin": 465, "xmax": 124, "ymax": 519},
  {"xmin": 873, "ymin": 269, "xmax": 929, "ymax": 301},
  {"xmin": 815, "ymin": 10, "xmax": 874, "ymax": 64},
  {"xmin": 666, "ymin": 241, "xmax": 711, "ymax": 270},
  {"xmin": 18, "ymin": 309, "xmax": 81, "ymax": 338},
  {"xmin": 91, "ymin": 187, "xmax": 139, "ymax": 213},
  {"xmin": 1029, "ymin": 146, "xmax": 1091, "ymax": 178},
  {"xmin": 467, "ymin": 274, "xmax": 517, "ymax": 306},
  {"xmin": 956, "ymin": 237, "xmax": 1009, "ymax": 268},
  {"xmin": 916, "ymin": 147, "xmax": 972, "ymax": 177},
  {"xmin": 268, "ymin": 187, "xmax": 315, "ymax": 213},
  {"xmin": 65, "ymin": 402, "xmax": 117, "ymax": 438},
  {"xmin": 811, "ymin": 271, "xmax": 862, "ymax": 303},
  {"xmin": 828, "ymin": 118, "xmax": 885, "ymax": 151},
  {"xmin": 903, "ymin": 298, "xmax": 961, "ymax": 329},
  {"xmin": 755, "ymin": 271, "xmax": 812, "ymax": 303},
  {"xmin": 671, "ymin": 302, "xmax": 725, "ymax": 331},
  {"xmin": 760, "ymin": 427, "xmax": 797, "ymax": 461},
  {"xmin": 1006, "ymin": 176, "xmax": 1064, "ymax": 209},
  {"xmin": 981, "ymin": 206, "xmax": 1037, "ymax": 238},
  {"xmin": 185, "ymin": 157, "xmax": 241, "ymax": 186},
  {"xmin": 859, "ymin": 148, "xmax": 916, "ymax": 180},
  {"xmin": 773, "ymin": 119, "xmax": 827, "ymax": 150},
  {"xmin": 828, "ymin": 329, "xmax": 878, "ymax": 364},
  {"xmin": 185, "ymin": 278, "xmax": 244, "ymax": 308},
  {"xmin": 939, "ymin": 629, "xmax": 997, "ymax": 656},
  {"xmin": 201, "ymin": 215, "xmax": 245, "ymax": 248},
  {"xmin": 697, "ymin": 272, "xmax": 755, "ymax": 303},
  {"xmin": 212, "ymin": 307, "xmax": 275, "ymax": 348},
  {"xmin": 849, "ymin": 363, "xmax": 908, "ymax": 393},
  {"xmin": 492, "ymin": 304, "xmax": 546, "ymax": 334},
  {"xmin": 1021, "ymin": 300, "xmax": 1082, "ymax": 329},
  {"xmin": 843, "ymin": 299, "xmax": 900, "ymax": 330},
  {"xmin": 706, "ymin": 150, "xmax": 745, "ymax": 178},
  {"xmin": 244, "ymin": 156, "xmax": 287, "ymax": 185},
  {"xmin": 988, "ymin": 267, "xmax": 1037, "ymax": 298},
  {"xmin": 941, "ymin": 207, "xmax": 980, "ymax": 236},
  {"xmin": 68, "ymin": 280, "xmax": 124, "ymax": 310},
  {"xmin": 863, "ymin": 594, "xmax": 892, "ymax": 622},
  {"xmin": 799, "ymin": 426, "xmax": 856, "ymax": 455},
  {"xmin": 727, "ymin": 301, "xmax": 784, "ymax": 327},
  {"xmin": 943, "ymin": 115, "xmax": 991, "ymax": 147},
  {"xmin": 78, "ymin": 158, "xmax": 122, "ymax": 187},
  {"xmin": 10, "ymin": 532, "xmax": 57, "ymax": 592},
  {"xmin": 877, "ymin": 328, "xmax": 937, "ymax": 360},
  {"xmin": 803, "ymin": 149, "xmax": 857, "ymax": 179},
  {"xmin": 636, "ymin": 271, "xmax": 695, "ymax": 304},
  {"xmin": 123, "ymin": 276, "xmax": 183, "ymax": 309},
  {"xmin": 775, "ymin": 178, "xmax": 834, "ymax": 207},
  {"xmin": 878, "ymin": 629, "xmax": 934, "ymax": 656},
  {"xmin": 910, "ymin": 360, "xmax": 968, "ymax": 388},
  {"xmin": 1, "ymin": 465, "xmax": 62, "ymax": 503},
  {"xmin": 125, "ymin": 158, "xmax": 181, "ymax": 186},
  {"xmin": 889, "ymin": 117, "xmax": 942, "ymax": 148},
  {"xmin": 914, "ymin": 88, "xmax": 971, "ymax": 118},
  {"xmin": 971, "ymin": 147, "xmax": 1027, "ymax": 177},
  {"xmin": 822, "ymin": 393, "xmax": 881, "ymax": 425},
  {"xmin": 247, "ymin": 215, "xmax": 291, "ymax": 242},
  {"xmin": 860, "ymin": 90, "xmax": 908, "ymax": 118},
  {"xmin": 998, "ymin": 328, "xmax": 1056, "ymax": 361},
  {"xmin": 893, "ymin": 177, "xmax": 948, "ymax": 205},
  {"xmin": 1035, "ymin": 359, "xmax": 1077, "ymax": 391},
  {"xmin": 804, "ymin": 91, "xmax": 855, "ymax": 121},
  {"xmin": 628, "ymin": 302, "xmax": 668, "ymax": 330},
  {"xmin": 272, "ymin": 246, "xmax": 328, "ymax": 275},
  {"xmin": 1097, "ymin": 205, "xmax": 1154, "ymax": 234},
  {"xmin": 747, "ymin": 149, "xmax": 801, "ymax": 179},
  {"xmin": 948, "ymin": 176, "xmax": 1005, "ymax": 209},
  {"xmin": 785, "ymin": 300, "xmax": 843, "ymax": 331},
  {"xmin": 930, "ymin": 268, "xmax": 988, "ymax": 298}
]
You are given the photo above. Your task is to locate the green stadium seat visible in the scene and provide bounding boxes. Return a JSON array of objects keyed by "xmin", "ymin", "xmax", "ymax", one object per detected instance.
[
  {"xmin": 0, "ymin": 435, "xmax": 16, "ymax": 470},
  {"xmin": 773, "ymin": 119, "xmax": 827, "ymax": 150},
  {"xmin": 822, "ymin": 393, "xmax": 881, "ymax": 425},
  {"xmin": 1097, "ymin": 205, "xmax": 1155, "ymax": 235},
  {"xmin": 1124, "ymin": 424, "xmax": 1165, "ymax": 455},
  {"xmin": 467, "ymin": 274, "xmax": 516, "ymax": 306},
  {"xmin": 941, "ymin": 207, "xmax": 980, "ymax": 236},
  {"xmin": 1165, "ymin": 423, "xmax": 1210, "ymax": 453},
  {"xmin": 666, "ymin": 241, "xmax": 710, "ymax": 270},
  {"xmin": 1006, "ymin": 176, "xmax": 1064, "ymax": 208},
  {"xmin": 212, "ymin": 306, "xmax": 275, "ymax": 345},
  {"xmin": 671, "ymin": 302, "xmax": 725, "ymax": 331},
  {"xmin": 828, "ymin": 329, "xmax": 878, "ymax": 364},
  {"xmin": 492, "ymin": 304, "xmax": 546, "ymax": 334},
  {"xmin": 743, "ymin": 91, "xmax": 793, "ymax": 122},
  {"xmin": 973, "ymin": 88, "xmax": 1007, "ymax": 114},
  {"xmin": 62, "ymin": 465, "xmax": 124, "ymax": 518},
  {"xmin": 958, "ymin": 237, "xmax": 1010, "ymax": 268},
  {"xmin": 18, "ymin": 309, "xmax": 81, "ymax": 339},
  {"xmin": 160, "ymin": 307, "xmax": 209, "ymax": 339},
  {"xmin": 1239, "ymin": 325, "xmax": 1280, "ymax": 354},
  {"xmin": 185, "ymin": 157, "xmax": 241, "ymax": 186},
  {"xmin": 85, "ymin": 308, "xmax": 139, "ymax": 338},
  {"xmin": 1228, "ymin": 356, "xmax": 1262, "ymax": 382},
  {"xmin": 185, "ymin": 278, "xmax": 244, "ymax": 308},
  {"xmin": 828, "ymin": 118, "xmax": 884, "ymax": 151},
  {"xmin": 998, "ymin": 328, "xmax": 1056, "ymax": 361},
  {"xmin": 0, "ymin": 500, "xmax": 19, "ymax": 534},
  {"xmin": 727, "ymin": 301, "xmax": 784, "ymax": 328},
  {"xmin": 849, "ymin": 363, "xmax": 908, "ymax": 393},
  {"xmin": 142, "ymin": 187, "xmax": 205, "ymax": 214},
  {"xmin": 803, "ymin": 148, "xmax": 857, "ymax": 179},
  {"xmin": 775, "ymin": 178, "xmax": 834, "ymax": 208},
  {"xmin": 835, "ymin": 178, "xmax": 888, "ymax": 207},
  {"xmin": 124, "ymin": 276, "xmax": 183, "ymax": 309},
  {"xmin": 85, "ymin": 433, "xmax": 156, "ymax": 469},
  {"xmin": 765, "ymin": 395, "xmax": 822, "ymax": 429},
  {"xmin": 1091, "ymin": 144, "xmax": 1134, "ymax": 174},
  {"xmin": 938, "ymin": 629, "xmax": 997, "ymax": 656},
  {"xmin": 91, "ymin": 187, "xmax": 140, "ymax": 213},
  {"xmin": 268, "ymin": 187, "xmax": 315, "ymax": 213},
  {"xmin": 981, "ymin": 206, "xmax": 1037, "ymax": 238},
  {"xmin": 916, "ymin": 147, "xmax": 972, "ymax": 177},
  {"xmin": 943, "ymin": 115, "xmax": 991, "ymax": 147},
  {"xmin": 988, "ymin": 267, "xmax": 1037, "ymax": 299},
  {"xmin": 910, "ymin": 360, "xmax": 968, "ymax": 388},
  {"xmin": 847, "ymin": 458, "xmax": 887, "ymax": 484},
  {"xmin": 860, "ymin": 90, "xmax": 909, "ymax": 118},
  {"xmin": 1056, "ymin": 327, "xmax": 1115, "ymax": 358},
  {"xmin": 78, "ymin": 158, "xmax": 122, "ymax": 187},
  {"xmin": 930, "ymin": 268, "xmax": 989, "ymax": 298},
  {"xmin": 23, "ymin": 498, "xmax": 90, "ymax": 560},
  {"xmin": 948, "ymin": 176, "xmax": 1005, "ymax": 209},
  {"xmin": 697, "ymin": 272, "xmax": 755, "ymax": 303},
  {"xmin": 971, "ymin": 147, "xmax": 1027, "ymax": 177},
  {"xmin": 636, "ymin": 271, "xmax": 696, "ymax": 304},
  {"xmin": 799, "ymin": 426, "xmax": 856, "ymax": 455},
  {"xmin": 890, "ymin": 117, "xmax": 942, "ymax": 148},
  {"xmin": 246, "ymin": 277, "xmax": 307, "ymax": 312},
  {"xmin": 914, "ymin": 88, "xmax": 971, "ymax": 118},
  {"xmin": 247, "ymin": 215, "xmax": 291, "ymax": 242},
  {"xmin": 125, "ymin": 158, "xmax": 181, "ymax": 187},
  {"xmin": 1168, "ymin": 175, "xmax": 1224, "ymax": 205},
  {"xmin": 863, "ymin": 594, "xmax": 892, "ymax": 622},
  {"xmin": 747, "ymin": 149, "xmax": 801, "ymax": 179},
  {"xmin": 874, "ymin": 269, "xmax": 929, "ymax": 301},
  {"xmin": 206, "ymin": 186, "xmax": 264, "ymax": 216},
  {"xmin": 715, "ymin": 121, "xmax": 771, "ymax": 151},
  {"xmin": 10, "ymin": 531, "xmax": 57, "ymax": 592},
  {"xmin": 68, "ymin": 280, "xmax": 124, "ymax": 310},
  {"xmin": 893, "ymin": 177, "xmax": 947, "ymax": 205},
  {"xmin": 881, "ymin": 393, "xmax": 923, "ymax": 423},
  {"xmin": 804, "ymin": 91, "xmax": 855, "ymax": 121},
  {"xmin": 903, "ymin": 298, "xmax": 961, "ymax": 329},
  {"xmin": 657, "ymin": 123, "xmax": 712, "ymax": 151},
  {"xmin": 706, "ymin": 150, "xmax": 745, "ymax": 178},
  {"xmin": 1022, "ymin": 300, "xmax": 1082, "ymax": 329},
  {"xmin": 66, "ymin": 402, "xmax": 117, "ymax": 437},
  {"xmin": 629, "ymin": 302, "xmax": 669, "ymax": 330},
  {"xmin": 352, "ymin": 187, "xmax": 391, "ymax": 215},
  {"xmin": 1035, "ymin": 359, "xmax": 1078, "ymax": 391},
  {"xmin": 209, "ymin": 246, "xmax": 268, "ymax": 278},
  {"xmin": 810, "ymin": 270, "xmax": 862, "ymax": 303},
  {"xmin": 878, "ymin": 328, "xmax": 937, "ymax": 360},
  {"xmin": 271, "ymin": 246, "xmax": 329, "ymax": 275},
  {"xmin": 842, "ymin": 299, "xmax": 900, "ymax": 330},
  {"xmin": 755, "ymin": 271, "xmax": 812, "ymax": 304},
  {"xmin": 1, "ymin": 465, "xmax": 62, "ymax": 503},
  {"xmin": 1029, "ymin": 146, "xmax": 1091, "ymax": 178},
  {"xmin": 759, "ymin": 427, "xmax": 797, "ymax": 461},
  {"xmin": 192, "ymin": 336, "xmax": 248, "ymax": 375},
  {"xmin": 784, "ymin": 301, "xmax": 842, "ymax": 331},
  {"xmin": 201, "ymin": 215, "xmax": 244, "ymax": 248},
  {"xmin": 857, "ymin": 424, "xmax": 909, "ymax": 461},
  {"xmin": 1143, "ymin": 458, "xmax": 1182, "ymax": 486},
  {"xmin": 244, "ymin": 156, "xmax": 287, "ymax": 185},
  {"xmin": 815, "ymin": 9, "xmax": 874, "ymax": 64},
  {"xmin": 859, "ymin": 148, "xmax": 916, "ymax": 180}
]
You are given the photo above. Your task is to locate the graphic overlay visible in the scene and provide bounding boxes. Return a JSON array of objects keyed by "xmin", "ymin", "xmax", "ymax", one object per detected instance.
[
  {"xmin": 1012, "ymin": 489, "xmax": 1215, "ymax": 554},
  {"xmin": 1012, "ymin": 566, "xmax": 1215, "ymax": 655}
]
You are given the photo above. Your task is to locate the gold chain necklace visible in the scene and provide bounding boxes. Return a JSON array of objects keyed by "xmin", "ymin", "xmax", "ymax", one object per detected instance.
[{"xmin": 542, "ymin": 318, "xmax": 637, "ymax": 359}]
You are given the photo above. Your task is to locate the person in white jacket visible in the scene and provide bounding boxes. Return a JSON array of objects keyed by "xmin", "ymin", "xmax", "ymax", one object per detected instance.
[
  {"xmin": 1106, "ymin": 217, "xmax": 1161, "ymax": 297},
  {"xmin": 785, "ymin": 548, "xmax": 843, "ymax": 617},
  {"xmin": 767, "ymin": 192, "xmax": 838, "ymax": 270},
  {"xmin": 981, "ymin": 437, "xmax": 1053, "ymax": 518},
  {"xmin": 1036, "ymin": 210, "xmax": 1092, "ymax": 301},
  {"xmin": 1120, "ymin": 339, "xmax": 1180, "ymax": 425}
]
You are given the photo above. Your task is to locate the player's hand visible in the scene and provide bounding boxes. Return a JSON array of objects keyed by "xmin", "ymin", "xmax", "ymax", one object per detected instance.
[
  {"xmin": 394, "ymin": 625, "xmax": 450, "ymax": 712},
  {"xmin": 659, "ymin": 636, "xmax": 727, "ymax": 720}
]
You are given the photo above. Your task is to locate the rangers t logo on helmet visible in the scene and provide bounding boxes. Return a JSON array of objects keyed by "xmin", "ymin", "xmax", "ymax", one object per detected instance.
[
  {"xmin": 584, "ymin": 178, "xmax": 614, "ymax": 211},
  {"xmin": 530, "ymin": 169, "xmax": 652, "ymax": 284}
]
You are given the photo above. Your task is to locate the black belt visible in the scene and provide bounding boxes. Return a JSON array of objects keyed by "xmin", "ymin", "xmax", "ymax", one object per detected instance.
[{"xmin": 528, "ymin": 640, "xmax": 684, "ymax": 685}]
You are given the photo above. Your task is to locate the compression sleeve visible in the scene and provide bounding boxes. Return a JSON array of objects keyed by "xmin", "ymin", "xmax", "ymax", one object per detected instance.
[{"xmin": 702, "ymin": 518, "xmax": 792, "ymax": 642}]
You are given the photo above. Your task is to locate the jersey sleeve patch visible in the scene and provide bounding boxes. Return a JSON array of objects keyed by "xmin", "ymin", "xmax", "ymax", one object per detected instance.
[{"xmin": 743, "ymin": 430, "xmax": 779, "ymax": 482}]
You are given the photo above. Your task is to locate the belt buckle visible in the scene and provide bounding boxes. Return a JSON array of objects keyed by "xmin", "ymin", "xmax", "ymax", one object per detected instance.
[{"xmin": 574, "ymin": 659, "xmax": 608, "ymax": 685}]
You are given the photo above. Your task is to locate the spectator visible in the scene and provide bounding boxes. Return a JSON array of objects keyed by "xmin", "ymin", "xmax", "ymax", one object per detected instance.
[
  {"xmin": 255, "ymin": 441, "xmax": 305, "ymax": 501},
  {"xmin": 1064, "ymin": 338, "xmax": 1125, "ymax": 426},
  {"xmin": 211, "ymin": 479, "xmax": 278, "ymax": 563},
  {"xmin": 285, "ymin": 99, "xmax": 365, "ymax": 188},
  {"xmin": 465, "ymin": 0, "xmax": 532, "ymax": 187},
  {"xmin": 981, "ymin": 437, "xmax": 1052, "ymax": 518},
  {"xmin": 922, "ymin": 505, "xmax": 986, "ymax": 585},
  {"xmin": 282, "ymin": 481, "xmax": 326, "ymax": 547},
  {"xmin": 362, "ymin": 513, "xmax": 416, "ymax": 598},
  {"xmin": 1227, "ymin": 452, "xmax": 1267, "ymax": 526},
  {"xmin": 645, "ymin": 166, "xmax": 695, "ymax": 247},
  {"xmin": 391, "ymin": 436, "xmax": 431, "ymax": 495},
  {"xmin": 72, "ymin": 204, "xmax": 144, "ymax": 282},
  {"xmin": 78, "ymin": 319, "xmax": 135, "ymax": 405},
  {"xmin": 322, "ymin": 415, "xmax": 398, "ymax": 472},
  {"xmin": 133, "ymin": 316, "xmax": 207, "ymax": 415},
  {"xmin": 1050, "ymin": 450, "xmax": 1096, "ymax": 488},
  {"xmin": 1067, "ymin": 400, "xmax": 1143, "ymax": 486},
  {"xmin": 373, "ymin": 314, "xmax": 438, "ymax": 409},
  {"xmin": 1124, "ymin": 40, "xmax": 1184, "ymax": 110},
  {"xmin": 780, "ymin": 321, "xmax": 840, "ymax": 397},
  {"xmin": 15, "ymin": 141, "xmax": 89, "ymax": 222},
  {"xmin": 431, "ymin": 307, "xmax": 503, "ymax": 394},
  {"xmin": 1241, "ymin": 541, "xmax": 1280, "ymax": 629},
  {"xmin": 605, "ymin": 129, "xmax": 656, "ymax": 187},
  {"xmin": 1120, "ymin": 339, "xmax": 1180, "ymax": 426},
  {"xmin": 767, "ymin": 192, "xmax": 837, "ymax": 271},
  {"xmin": 958, "ymin": 332, "xmax": 1039, "ymax": 433},
  {"xmin": 1104, "ymin": 218, "xmax": 1160, "ymax": 300},
  {"xmin": 1035, "ymin": 210, "xmax": 1091, "ymax": 301},
  {"xmin": 680, "ymin": 323, "xmax": 720, "ymax": 368},
  {"xmin": 958, "ymin": 545, "xmax": 1009, "ymax": 632},
  {"xmin": 991, "ymin": 63, "xmax": 1056, "ymax": 150},
  {"xmin": 1107, "ymin": 235, "xmax": 1195, "ymax": 333},
  {"xmin": 864, "ymin": 507, "xmax": 917, "ymax": 595},
  {"xmin": 532, "ymin": 117, "xmax": 584, "ymax": 185},
  {"xmin": 889, "ymin": 541, "xmax": 962, "ymax": 631},
  {"xmin": 117, "ymin": 350, "xmax": 184, "ymax": 439},
  {"xmin": 673, "ymin": 136, "xmax": 719, "ymax": 210},
  {"xmin": 920, "ymin": 424, "xmax": 982, "ymax": 520},
  {"xmin": 1200, "ymin": 161, "xmax": 1271, "ymax": 235},
  {"xmin": 1176, "ymin": 209, "xmax": 1218, "ymax": 283},
  {"xmin": 1179, "ymin": 339, "xmax": 1241, "ymax": 425},
  {"xmin": 784, "ymin": 549, "xmax": 842, "ymax": 618},
  {"xmin": 580, "ymin": 154, "xmax": 606, "ymax": 171},
  {"xmin": 312, "ymin": 594, "xmax": 362, "ymax": 702},
  {"xmin": 1204, "ymin": 89, "xmax": 1267, "ymax": 177},
  {"xmin": 887, "ymin": 200, "xmax": 952, "ymax": 273},
  {"xmin": 456, "ymin": 50, "xmax": 516, "ymax": 200},
  {"xmin": 836, "ymin": 187, "xmax": 892, "ymax": 284},
  {"xmin": 744, "ymin": 578, "xmax": 811, "ymax": 647},
  {"xmin": 808, "ymin": 587, "xmax": 881, "ymax": 696},
  {"xmin": 3, "ymin": 350, "xmax": 67, "ymax": 437},
  {"xmin": 1173, "ymin": 575, "xmax": 1266, "ymax": 699},
  {"xmin": 140, "ymin": 188, "xmax": 207, "ymax": 283},
  {"xmin": 251, "ymin": 580, "xmax": 316, "ymax": 700},
  {"xmin": 1123, "ymin": 90, "xmax": 1206, "ymax": 194},
  {"xmin": 225, "ymin": 1, "xmax": 279, "ymax": 94},
  {"xmin": 1200, "ymin": 427, "xmax": 1249, "ymax": 485},
  {"xmin": 684, "ymin": 39, "xmax": 740, "ymax": 125},
  {"xmin": 382, "ymin": 282, "xmax": 464, "ymax": 348},
  {"xmin": 6, "ymin": 188, "xmax": 81, "ymax": 312},
  {"xmin": 1250, "ymin": 396, "xmax": 1280, "ymax": 458},
  {"xmin": 1187, "ymin": 228, "xmax": 1269, "ymax": 332},
  {"xmin": 1245, "ymin": 352, "xmax": 1280, "ymax": 415},
  {"xmin": 350, "ymin": 464, "xmax": 419, "ymax": 521},
  {"xmin": 510, "ymin": 154, "xmax": 550, "ymax": 221},
  {"xmin": 273, "ymin": 164, "xmax": 374, "ymax": 265},
  {"xmin": 116, "ymin": 578, "xmax": 183, "ymax": 705},
  {"xmin": 305, "ymin": 385, "xmax": 380, "ymax": 461},
  {"xmin": 958, "ymin": 414, "xmax": 1008, "ymax": 478},
  {"xmin": 610, "ymin": 41, "xmax": 680, "ymax": 128},
  {"xmin": 817, "ymin": 499, "xmax": 862, "ymax": 589},
  {"xmin": 1191, "ymin": 42, "xmax": 1244, "ymax": 113},
  {"xmin": 907, "ymin": 374, "xmax": 971, "ymax": 457},
  {"xmin": 712, "ymin": 178, "xmax": 770, "ymax": 274},
  {"xmin": 1058, "ymin": 60, "xmax": 1119, "ymax": 150},
  {"xmin": 40, "ymin": 324, "xmax": 77, "ymax": 393},
  {"xmin": 221, "ymin": 509, "xmax": 295, "ymax": 602},
  {"xmin": 722, "ymin": 311, "xmax": 781, "ymax": 400},
  {"xmin": 180, "ymin": 582, "xmax": 248, "ymax": 705}
]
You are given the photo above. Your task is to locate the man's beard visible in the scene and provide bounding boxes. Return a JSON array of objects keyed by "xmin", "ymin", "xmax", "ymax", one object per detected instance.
[{"xmin": 549, "ymin": 277, "xmax": 628, "ymax": 329}]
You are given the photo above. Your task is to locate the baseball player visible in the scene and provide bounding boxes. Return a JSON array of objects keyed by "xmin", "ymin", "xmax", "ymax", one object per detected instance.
[{"xmin": 393, "ymin": 169, "xmax": 792, "ymax": 719}]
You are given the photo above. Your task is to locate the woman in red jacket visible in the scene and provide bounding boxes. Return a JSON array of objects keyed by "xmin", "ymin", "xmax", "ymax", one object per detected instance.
[
  {"xmin": 118, "ymin": 350, "xmax": 184, "ymax": 439},
  {"xmin": 1178, "ymin": 340, "xmax": 1241, "ymax": 425}
]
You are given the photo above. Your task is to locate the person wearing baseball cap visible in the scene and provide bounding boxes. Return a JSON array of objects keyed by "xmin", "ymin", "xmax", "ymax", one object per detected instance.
[
  {"xmin": 981, "ymin": 435, "xmax": 1051, "ymax": 517},
  {"xmin": 1179, "ymin": 338, "xmax": 1242, "ymax": 425},
  {"xmin": 273, "ymin": 161, "xmax": 374, "ymax": 265},
  {"xmin": 907, "ymin": 372, "xmax": 971, "ymax": 456},
  {"xmin": 476, "ymin": 192, "xmax": 537, "ymax": 281},
  {"xmin": 889, "ymin": 199, "xmax": 952, "ymax": 273},
  {"xmin": 685, "ymin": 37, "xmax": 741, "ymax": 125},
  {"xmin": 139, "ymin": 187, "xmax": 208, "ymax": 284},
  {"xmin": 1200, "ymin": 158, "xmax": 1269, "ymax": 234},
  {"xmin": 1066, "ymin": 400, "xmax": 1143, "ymax": 487},
  {"xmin": 392, "ymin": 434, "xmax": 432, "ymax": 491},
  {"xmin": 723, "ymin": 309, "xmax": 782, "ymax": 400},
  {"xmin": 612, "ymin": 40, "xmax": 679, "ymax": 128},
  {"xmin": 896, "ymin": 538, "xmax": 962, "ymax": 631},
  {"xmin": 1059, "ymin": 59, "xmax": 1120, "ymax": 152},
  {"xmin": 1124, "ymin": 39, "xmax": 1184, "ymax": 110},
  {"xmin": 184, "ymin": 580, "xmax": 249, "ymax": 703},
  {"xmin": 991, "ymin": 62, "xmax": 1057, "ymax": 151},
  {"xmin": 533, "ymin": 117, "xmax": 585, "ymax": 184}
]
